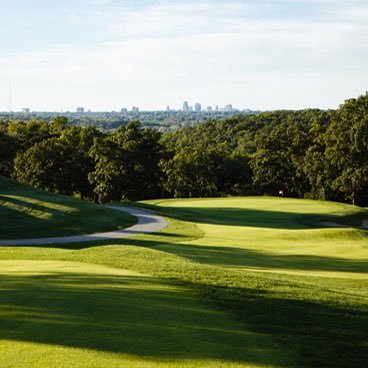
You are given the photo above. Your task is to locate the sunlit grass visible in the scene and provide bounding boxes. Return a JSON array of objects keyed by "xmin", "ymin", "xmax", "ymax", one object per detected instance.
[
  {"xmin": 0, "ymin": 260, "xmax": 290, "ymax": 368},
  {"xmin": 0, "ymin": 195, "xmax": 367, "ymax": 367}
]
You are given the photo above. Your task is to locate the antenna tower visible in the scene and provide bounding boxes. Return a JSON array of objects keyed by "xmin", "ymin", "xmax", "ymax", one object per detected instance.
[{"xmin": 7, "ymin": 80, "xmax": 12, "ymax": 112}]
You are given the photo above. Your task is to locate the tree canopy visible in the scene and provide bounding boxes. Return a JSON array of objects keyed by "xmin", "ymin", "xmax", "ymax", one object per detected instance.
[{"xmin": 1, "ymin": 92, "xmax": 368, "ymax": 205}]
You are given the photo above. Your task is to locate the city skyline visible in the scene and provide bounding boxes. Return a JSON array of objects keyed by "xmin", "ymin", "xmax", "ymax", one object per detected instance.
[
  {"xmin": 0, "ymin": 1, "xmax": 367, "ymax": 111},
  {"xmin": 4, "ymin": 101, "xmax": 244, "ymax": 114}
]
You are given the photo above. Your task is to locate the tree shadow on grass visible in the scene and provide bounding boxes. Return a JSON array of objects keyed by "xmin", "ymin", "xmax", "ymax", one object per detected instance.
[
  {"xmin": 0, "ymin": 203, "xmax": 58, "ymax": 239},
  {"xmin": 188, "ymin": 278, "xmax": 368, "ymax": 368},
  {"xmin": 12, "ymin": 233, "xmax": 367, "ymax": 274},
  {"xmin": 0, "ymin": 194, "xmax": 68, "ymax": 216},
  {"xmin": 139, "ymin": 204, "xmax": 368, "ymax": 230},
  {"xmin": 0, "ymin": 270, "xmax": 290, "ymax": 367},
  {"xmin": 154, "ymin": 242, "xmax": 368, "ymax": 274},
  {"xmin": 52, "ymin": 236, "xmax": 368, "ymax": 274},
  {"xmin": 1, "ymin": 265, "xmax": 365, "ymax": 367}
]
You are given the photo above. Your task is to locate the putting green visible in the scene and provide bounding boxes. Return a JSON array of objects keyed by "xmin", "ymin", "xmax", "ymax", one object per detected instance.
[{"xmin": 0, "ymin": 260, "xmax": 292, "ymax": 368}]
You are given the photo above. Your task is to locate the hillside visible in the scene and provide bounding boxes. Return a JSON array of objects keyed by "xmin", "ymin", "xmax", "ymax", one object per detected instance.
[
  {"xmin": 0, "ymin": 196, "xmax": 367, "ymax": 367},
  {"xmin": 0, "ymin": 176, "xmax": 135, "ymax": 240}
]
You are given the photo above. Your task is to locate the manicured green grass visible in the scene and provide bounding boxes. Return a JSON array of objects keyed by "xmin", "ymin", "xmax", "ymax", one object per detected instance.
[
  {"xmin": 0, "ymin": 176, "xmax": 135, "ymax": 239},
  {"xmin": 0, "ymin": 195, "xmax": 367, "ymax": 367},
  {"xmin": 142, "ymin": 197, "xmax": 368, "ymax": 277}
]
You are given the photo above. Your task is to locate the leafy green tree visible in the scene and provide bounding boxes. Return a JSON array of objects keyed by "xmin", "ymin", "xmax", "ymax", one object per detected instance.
[
  {"xmin": 6, "ymin": 120, "xmax": 55, "ymax": 151},
  {"xmin": 0, "ymin": 130, "xmax": 17, "ymax": 176},
  {"xmin": 89, "ymin": 121, "xmax": 163, "ymax": 202},
  {"xmin": 60, "ymin": 126, "xmax": 103, "ymax": 199},
  {"xmin": 301, "ymin": 112, "xmax": 340, "ymax": 200},
  {"xmin": 161, "ymin": 144, "xmax": 252, "ymax": 198},
  {"xmin": 323, "ymin": 93, "xmax": 368, "ymax": 205},
  {"xmin": 13, "ymin": 138, "xmax": 78, "ymax": 195},
  {"xmin": 251, "ymin": 112, "xmax": 313, "ymax": 197}
]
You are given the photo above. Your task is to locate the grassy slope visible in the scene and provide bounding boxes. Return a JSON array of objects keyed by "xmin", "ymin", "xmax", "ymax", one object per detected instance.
[
  {"xmin": 0, "ymin": 196, "xmax": 367, "ymax": 367},
  {"xmin": 0, "ymin": 176, "xmax": 135, "ymax": 239},
  {"xmin": 143, "ymin": 197, "xmax": 368, "ymax": 276}
]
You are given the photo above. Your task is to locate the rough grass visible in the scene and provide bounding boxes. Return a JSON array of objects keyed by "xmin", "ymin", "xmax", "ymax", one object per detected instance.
[
  {"xmin": 0, "ymin": 195, "xmax": 367, "ymax": 367},
  {"xmin": 0, "ymin": 176, "xmax": 135, "ymax": 239}
]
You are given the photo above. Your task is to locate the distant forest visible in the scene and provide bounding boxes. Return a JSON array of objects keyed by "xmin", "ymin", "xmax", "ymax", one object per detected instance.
[
  {"xmin": 1, "ymin": 93, "xmax": 367, "ymax": 206},
  {"xmin": 0, "ymin": 110, "xmax": 259, "ymax": 133}
]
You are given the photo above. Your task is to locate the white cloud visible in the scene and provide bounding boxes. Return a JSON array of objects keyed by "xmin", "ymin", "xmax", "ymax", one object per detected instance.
[{"xmin": 0, "ymin": 0, "xmax": 367, "ymax": 111}]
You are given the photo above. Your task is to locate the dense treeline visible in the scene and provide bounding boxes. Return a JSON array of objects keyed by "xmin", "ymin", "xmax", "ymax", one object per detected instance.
[
  {"xmin": 0, "ymin": 93, "xmax": 367, "ymax": 205},
  {"xmin": 0, "ymin": 110, "xmax": 259, "ymax": 133}
]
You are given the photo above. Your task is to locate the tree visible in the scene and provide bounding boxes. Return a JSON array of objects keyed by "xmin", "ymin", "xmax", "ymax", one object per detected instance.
[
  {"xmin": 6, "ymin": 120, "xmax": 55, "ymax": 151},
  {"xmin": 89, "ymin": 121, "xmax": 163, "ymax": 202},
  {"xmin": 0, "ymin": 129, "xmax": 17, "ymax": 176},
  {"xmin": 251, "ymin": 111, "xmax": 313, "ymax": 197},
  {"xmin": 60, "ymin": 126, "xmax": 102, "ymax": 199},
  {"xmin": 161, "ymin": 144, "xmax": 252, "ymax": 198},
  {"xmin": 13, "ymin": 137, "xmax": 79, "ymax": 195},
  {"xmin": 323, "ymin": 93, "xmax": 368, "ymax": 205}
]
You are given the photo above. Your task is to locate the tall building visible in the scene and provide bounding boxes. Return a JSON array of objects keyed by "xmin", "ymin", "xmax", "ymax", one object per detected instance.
[
  {"xmin": 132, "ymin": 106, "xmax": 139, "ymax": 113},
  {"xmin": 206, "ymin": 106, "xmax": 213, "ymax": 112},
  {"xmin": 121, "ymin": 108, "xmax": 128, "ymax": 113},
  {"xmin": 194, "ymin": 103, "xmax": 202, "ymax": 112},
  {"xmin": 22, "ymin": 108, "xmax": 30, "ymax": 114},
  {"xmin": 76, "ymin": 107, "xmax": 84, "ymax": 113},
  {"xmin": 183, "ymin": 101, "xmax": 189, "ymax": 112}
]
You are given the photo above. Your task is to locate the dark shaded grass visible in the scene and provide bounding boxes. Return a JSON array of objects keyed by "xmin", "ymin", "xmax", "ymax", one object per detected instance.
[
  {"xmin": 0, "ymin": 270, "xmax": 290, "ymax": 366},
  {"xmin": 0, "ymin": 176, "xmax": 136, "ymax": 239},
  {"xmin": 136, "ymin": 202, "xmax": 368, "ymax": 230}
]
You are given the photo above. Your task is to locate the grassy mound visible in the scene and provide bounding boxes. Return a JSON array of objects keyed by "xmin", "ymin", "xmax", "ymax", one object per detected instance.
[
  {"xmin": 0, "ymin": 176, "xmax": 135, "ymax": 239},
  {"xmin": 0, "ymin": 196, "xmax": 367, "ymax": 367}
]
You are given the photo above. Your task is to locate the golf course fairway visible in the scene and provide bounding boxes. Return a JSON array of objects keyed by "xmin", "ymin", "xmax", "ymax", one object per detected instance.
[{"xmin": 0, "ymin": 194, "xmax": 367, "ymax": 367}]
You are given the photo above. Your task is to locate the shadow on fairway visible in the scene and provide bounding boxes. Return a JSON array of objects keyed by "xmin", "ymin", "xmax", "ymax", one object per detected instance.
[
  {"xmin": 0, "ymin": 183, "xmax": 136, "ymax": 240},
  {"xmin": 0, "ymin": 201, "xmax": 55, "ymax": 239},
  {"xmin": 154, "ymin": 242, "xmax": 368, "ymax": 274},
  {"xmin": 0, "ymin": 271, "xmax": 289, "ymax": 366},
  {"xmin": 139, "ymin": 204, "xmax": 367, "ymax": 230},
  {"xmin": 14, "ymin": 234, "xmax": 367, "ymax": 274},
  {"xmin": 188, "ymin": 279, "xmax": 368, "ymax": 368},
  {"xmin": 1, "ymin": 269, "xmax": 366, "ymax": 368}
]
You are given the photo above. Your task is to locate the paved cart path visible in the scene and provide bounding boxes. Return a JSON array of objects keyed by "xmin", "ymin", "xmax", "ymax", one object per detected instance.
[{"xmin": 0, "ymin": 206, "xmax": 168, "ymax": 246}]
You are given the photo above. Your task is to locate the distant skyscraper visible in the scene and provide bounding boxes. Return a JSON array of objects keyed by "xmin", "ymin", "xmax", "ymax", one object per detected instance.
[
  {"xmin": 206, "ymin": 106, "xmax": 212, "ymax": 112},
  {"xmin": 215, "ymin": 105, "xmax": 219, "ymax": 112},
  {"xmin": 132, "ymin": 106, "xmax": 139, "ymax": 113},
  {"xmin": 194, "ymin": 103, "xmax": 201, "ymax": 112},
  {"xmin": 224, "ymin": 104, "xmax": 233, "ymax": 112},
  {"xmin": 183, "ymin": 101, "xmax": 189, "ymax": 112},
  {"xmin": 166, "ymin": 105, "xmax": 170, "ymax": 111},
  {"xmin": 121, "ymin": 108, "xmax": 128, "ymax": 113},
  {"xmin": 22, "ymin": 108, "xmax": 30, "ymax": 114},
  {"xmin": 76, "ymin": 107, "xmax": 84, "ymax": 113}
]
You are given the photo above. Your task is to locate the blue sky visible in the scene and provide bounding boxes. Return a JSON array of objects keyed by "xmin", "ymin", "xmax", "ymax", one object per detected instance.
[{"xmin": 0, "ymin": 0, "xmax": 367, "ymax": 111}]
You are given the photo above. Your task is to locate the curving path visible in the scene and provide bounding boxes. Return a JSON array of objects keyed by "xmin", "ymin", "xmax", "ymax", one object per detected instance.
[{"xmin": 0, "ymin": 206, "xmax": 168, "ymax": 246}]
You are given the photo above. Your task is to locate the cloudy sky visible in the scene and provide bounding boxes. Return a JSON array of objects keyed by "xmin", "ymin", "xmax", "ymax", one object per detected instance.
[{"xmin": 0, "ymin": 0, "xmax": 367, "ymax": 111}]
